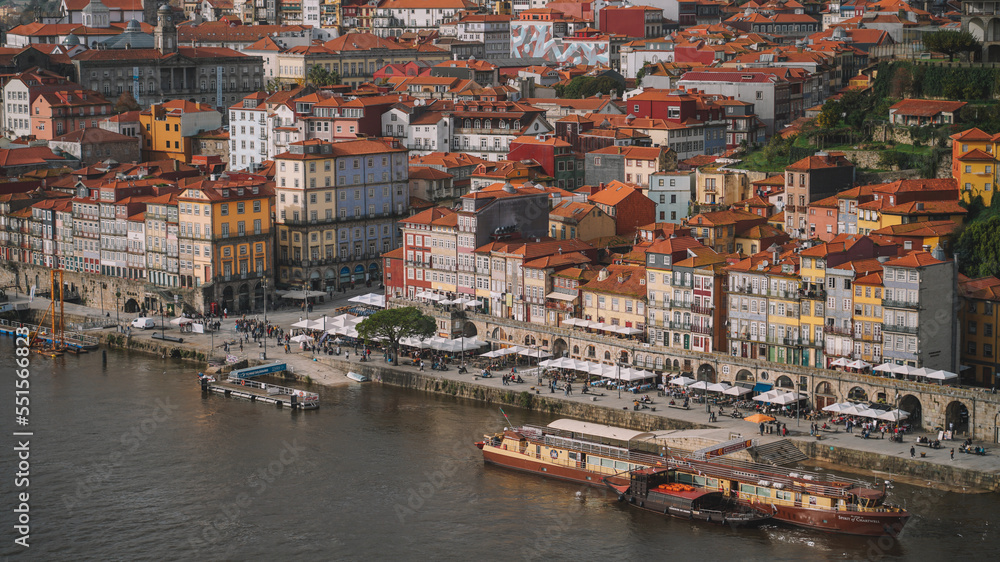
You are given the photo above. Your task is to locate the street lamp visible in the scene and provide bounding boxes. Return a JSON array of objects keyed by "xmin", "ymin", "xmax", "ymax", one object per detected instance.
[
  {"xmin": 262, "ymin": 274, "xmax": 268, "ymax": 360},
  {"xmin": 115, "ymin": 288, "xmax": 121, "ymax": 329}
]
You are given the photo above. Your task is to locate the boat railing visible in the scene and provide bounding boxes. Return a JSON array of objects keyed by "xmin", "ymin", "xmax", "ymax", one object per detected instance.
[{"xmin": 225, "ymin": 376, "xmax": 319, "ymax": 401}]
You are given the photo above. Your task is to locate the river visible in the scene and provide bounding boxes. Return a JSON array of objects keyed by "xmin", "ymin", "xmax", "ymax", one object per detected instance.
[{"xmin": 1, "ymin": 340, "xmax": 998, "ymax": 561}]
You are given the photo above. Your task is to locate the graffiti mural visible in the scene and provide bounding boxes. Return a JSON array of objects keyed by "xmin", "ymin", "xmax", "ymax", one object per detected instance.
[{"xmin": 510, "ymin": 23, "xmax": 610, "ymax": 67}]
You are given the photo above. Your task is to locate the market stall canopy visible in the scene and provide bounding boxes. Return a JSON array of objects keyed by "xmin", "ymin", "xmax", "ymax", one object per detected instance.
[
  {"xmin": 846, "ymin": 360, "xmax": 871, "ymax": 370},
  {"xmin": 876, "ymin": 409, "xmax": 910, "ymax": 422},
  {"xmin": 669, "ymin": 376, "xmax": 696, "ymax": 386},
  {"xmin": 282, "ymin": 290, "xmax": 327, "ymax": 300},
  {"xmin": 706, "ymin": 382, "xmax": 732, "ymax": 393},
  {"xmin": 689, "ymin": 380, "xmax": 710, "ymax": 390},
  {"xmin": 830, "ymin": 358, "xmax": 849, "ymax": 367},
  {"xmin": 289, "ymin": 334, "xmax": 314, "ymax": 343},
  {"xmin": 769, "ymin": 392, "xmax": 805, "ymax": 405},
  {"xmin": 723, "ymin": 386, "xmax": 752, "ymax": 396},
  {"xmin": 822, "ymin": 402, "xmax": 852, "ymax": 413},
  {"xmin": 348, "ymin": 293, "xmax": 386, "ymax": 307},
  {"xmin": 169, "ymin": 316, "xmax": 193, "ymax": 325}
]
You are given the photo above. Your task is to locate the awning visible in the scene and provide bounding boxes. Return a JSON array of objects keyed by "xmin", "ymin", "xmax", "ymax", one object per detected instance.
[
  {"xmin": 545, "ymin": 291, "xmax": 576, "ymax": 301},
  {"xmin": 752, "ymin": 383, "xmax": 772, "ymax": 394}
]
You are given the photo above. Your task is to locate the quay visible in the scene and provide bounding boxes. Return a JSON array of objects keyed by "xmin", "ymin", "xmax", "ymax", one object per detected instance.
[
  {"xmin": 0, "ymin": 317, "xmax": 100, "ymax": 352},
  {"xmin": 7, "ymin": 291, "xmax": 1000, "ymax": 492}
]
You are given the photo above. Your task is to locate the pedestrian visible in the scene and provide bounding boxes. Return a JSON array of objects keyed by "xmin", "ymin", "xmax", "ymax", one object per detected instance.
[
  {"xmin": 567, "ymin": 383, "xmax": 572, "ymax": 395},
  {"xmin": 951, "ymin": 448, "xmax": 955, "ymax": 460},
  {"xmin": 910, "ymin": 446, "xmax": 915, "ymax": 458},
  {"xmin": 759, "ymin": 422, "xmax": 765, "ymax": 436}
]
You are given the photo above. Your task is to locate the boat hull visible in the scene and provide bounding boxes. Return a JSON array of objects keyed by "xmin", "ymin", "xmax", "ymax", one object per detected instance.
[
  {"xmin": 758, "ymin": 503, "xmax": 910, "ymax": 536},
  {"xmin": 618, "ymin": 493, "xmax": 772, "ymax": 528},
  {"xmin": 481, "ymin": 446, "xmax": 627, "ymax": 488}
]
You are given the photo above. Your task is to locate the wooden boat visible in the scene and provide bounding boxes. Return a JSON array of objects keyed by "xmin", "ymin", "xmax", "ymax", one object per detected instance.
[
  {"xmin": 346, "ymin": 371, "xmax": 369, "ymax": 382},
  {"xmin": 604, "ymin": 467, "xmax": 774, "ymax": 527},
  {"xmin": 476, "ymin": 419, "xmax": 910, "ymax": 536}
]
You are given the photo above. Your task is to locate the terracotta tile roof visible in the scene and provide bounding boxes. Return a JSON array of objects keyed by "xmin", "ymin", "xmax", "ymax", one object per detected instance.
[
  {"xmin": 588, "ymin": 181, "xmax": 643, "ymax": 206},
  {"xmin": 522, "ymin": 251, "xmax": 592, "ymax": 269},
  {"xmin": 883, "ymin": 250, "xmax": 945, "ymax": 268},
  {"xmin": 50, "ymin": 128, "xmax": 134, "ymax": 143},
  {"xmin": 810, "ymin": 195, "xmax": 839, "ymax": 208},
  {"xmin": 950, "ymin": 127, "xmax": 994, "ymax": 142},
  {"xmin": 550, "ymin": 200, "xmax": 597, "ymax": 220},
  {"xmin": 408, "ymin": 166, "xmax": 453, "ymax": 180},
  {"xmin": 786, "ymin": 152, "xmax": 852, "ymax": 171},
  {"xmin": 0, "ymin": 146, "xmax": 67, "ymax": 167},
  {"xmin": 837, "ymin": 184, "xmax": 875, "ymax": 199},
  {"xmin": 889, "ymin": 98, "xmax": 966, "ymax": 117},
  {"xmin": 798, "ymin": 233, "xmax": 865, "ymax": 257},
  {"xmin": 580, "ymin": 264, "xmax": 647, "ymax": 299},
  {"xmin": 871, "ymin": 220, "xmax": 958, "ymax": 237},
  {"xmin": 645, "ymin": 235, "xmax": 705, "ymax": 256},
  {"xmin": 401, "ymin": 206, "xmax": 456, "ymax": 226},
  {"xmin": 686, "ymin": 208, "xmax": 761, "ymax": 227},
  {"xmin": 959, "ymin": 276, "xmax": 1000, "ymax": 300},
  {"xmin": 879, "ymin": 200, "xmax": 967, "ymax": 215},
  {"xmin": 957, "ymin": 148, "xmax": 994, "ymax": 161},
  {"xmin": 178, "ymin": 23, "xmax": 311, "ymax": 44}
]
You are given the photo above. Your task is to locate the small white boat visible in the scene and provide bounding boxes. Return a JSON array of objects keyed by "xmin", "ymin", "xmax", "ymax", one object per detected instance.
[{"xmin": 346, "ymin": 371, "xmax": 369, "ymax": 382}]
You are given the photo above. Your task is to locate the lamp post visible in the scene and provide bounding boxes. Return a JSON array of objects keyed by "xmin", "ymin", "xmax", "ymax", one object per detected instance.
[
  {"xmin": 115, "ymin": 288, "xmax": 121, "ymax": 329},
  {"xmin": 262, "ymin": 275, "xmax": 267, "ymax": 360}
]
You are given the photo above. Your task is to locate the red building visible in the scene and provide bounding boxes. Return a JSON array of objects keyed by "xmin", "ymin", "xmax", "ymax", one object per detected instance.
[
  {"xmin": 625, "ymin": 89, "xmax": 723, "ymax": 124},
  {"xmin": 588, "ymin": 181, "xmax": 656, "ymax": 235},
  {"xmin": 598, "ymin": 5, "xmax": 663, "ymax": 38},
  {"xmin": 507, "ymin": 134, "xmax": 583, "ymax": 189},
  {"xmin": 383, "ymin": 246, "xmax": 405, "ymax": 299},
  {"xmin": 32, "ymin": 89, "xmax": 113, "ymax": 140},
  {"xmin": 397, "ymin": 207, "xmax": 456, "ymax": 298}
]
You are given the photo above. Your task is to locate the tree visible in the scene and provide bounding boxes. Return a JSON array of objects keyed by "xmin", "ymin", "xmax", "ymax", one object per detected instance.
[
  {"xmin": 356, "ymin": 307, "xmax": 436, "ymax": 364},
  {"xmin": 955, "ymin": 214, "xmax": 1000, "ymax": 277},
  {"xmin": 554, "ymin": 75, "xmax": 624, "ymax": 99},
  {"xmin": 307, "ymin": 64, "xmax": 341, "ymax": 87},
  {"xmin": 815, "ymin": 99, "xmax": 841, "ymax": 129},
  {"xmin": 923, "ymin": 31, "xmax": 981, "ymax": 62},
  {"xmin": 113, "ymin": 91, "xmax": 141, "ymax": 113}
]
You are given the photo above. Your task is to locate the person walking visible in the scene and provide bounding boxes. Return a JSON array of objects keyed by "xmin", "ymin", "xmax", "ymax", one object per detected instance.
[
  {"xmin": 910, "ymin": 446, "xmax": 915, "ymax": 458},
  {"xmin": 950, "ymin": 448, "xmax": 955, "ymax": 460},
  {"xmin": 759, "ymin": 422, "xmax": 765, "ymax": 436}
]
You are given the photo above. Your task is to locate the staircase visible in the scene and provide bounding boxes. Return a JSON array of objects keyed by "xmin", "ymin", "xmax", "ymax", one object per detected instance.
[{"xmin": 750, "ymin": 439, "xmax": 809, "ymax": 466}]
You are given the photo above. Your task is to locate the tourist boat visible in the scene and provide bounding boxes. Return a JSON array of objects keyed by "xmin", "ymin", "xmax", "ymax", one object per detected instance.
[
  {"xmin": 475, "ymin": 419, "xmax": 910, "ymax": 536},
  {"xmin": 604, "ymin": 467, "xmax": 774, "ymax": 527},
  {"xmin": 346, "ymin": 371, "xmax": 369, "ymax": 382}
]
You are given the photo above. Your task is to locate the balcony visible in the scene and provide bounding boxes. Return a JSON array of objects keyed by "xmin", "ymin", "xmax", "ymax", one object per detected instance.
[
  {"xmin": 667, "ymin": 321, "xmax": 691, "ymax": 330},
  {"xmin": 691, "ymin": 303, "xmax": 713, "ymax": 315},
  {"xmin": 800, "ymin": 288, "xmax": 826, "ymax": 299},
  {"xmin": 882, "ymin": 299, "xmax": 919, "ymax": 309},
  {"xmin": 825, "ymin": 324, "xmax": 853, "ymax": 337},
  {"xmin": 883, "ymin": 323, "xmax": 918, "ymax": 335},
  {"xmin": 859, "ymin": 333, "xmax": 882, "ymax": 342},
  {"xmin": 691, "ymin": 324, "xmax": 713, "ymax": 335},
  {"xmin": 669, "ymin": 299, "xmax": 692, "ymax": 309}
]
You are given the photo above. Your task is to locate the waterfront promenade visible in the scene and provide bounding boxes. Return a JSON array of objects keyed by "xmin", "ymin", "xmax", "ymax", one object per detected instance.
[{"xmin": 10, "ymin": 290, "xmax": 1000, "ymax": 490}]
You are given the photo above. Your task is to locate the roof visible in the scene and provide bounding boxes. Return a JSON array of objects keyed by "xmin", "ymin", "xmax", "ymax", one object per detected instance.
[
  {"xmin": 589, "ymin": 181, "xmax": 644, "ymax": 206},
  {"xmin": 50, "ymin": 127, "xmax": 134, "ymax": 144},
  {"xmin": 882, "ymin": 251, "xmax": 946, "ymax": 268},
  {"xmin": 959, "ymin": 276, "xmax": 1000, "ymax": 301},
  {"xmin": 550, "ymin": 200, "xmax": 598, "ymax": 221},
  {"xmin": 786, "ymin": 152, "xmax": 852, "ymax": 171},
  {"xmin": 889, "ymin": 98, "xmax": 966, "ymax": 117},
  {"xmin": 401, "ymin": 206, "xmax": 457, "ymax": 226},
  {"xmin": 871, "ymin": 220, "xmax": 959, "ymax": 237},
  {"xmin": 580, "ymin": 264, "xmax": 648, "ymax": 299},
  {"xmin": 408, "ymin": 166, "xmax": 453, "ymax": 180},
  {"xmin": 546, "ymin": 419, "xmax": 655, "ymax": 441}
]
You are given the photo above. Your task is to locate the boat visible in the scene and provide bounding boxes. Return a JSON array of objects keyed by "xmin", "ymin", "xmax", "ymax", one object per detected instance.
[
  {"xmin": 346, "ymin": 371, "xmax": 369, "ymax": 382},
  {"xmin": 476, "ymin": 419, "xmax": 910, "ymax": 536},
  {"xmin": 604, "ymin": 467, "xmax": 774, "ymax": 527}
]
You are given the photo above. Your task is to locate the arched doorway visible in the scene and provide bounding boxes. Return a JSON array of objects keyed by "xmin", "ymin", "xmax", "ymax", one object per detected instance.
[
  {"xmin": 775, "ymin": 375, "xmax": 793, "ymax": 389},
  {"xmin": 945, "ymin": 401, "xmax": 969, "ymax": 435},
  {"xmin": 353, "ymin": 264, "xmax": 365, "ymax": 283},
  {"xmin": 462, "ymin": 321, "xmax": 478, "ymax": 338},
  {"xmin": 123, "ymin": 298, "xmax": 140, "ymax": 313},
  {"xmin": 310, "ymin": 270, "xmax": 321, "ymax": 291},
  {"xmin": 368, "ymin": 262, "xmax": 381, "ymax": 281},
  {"xmin": 253, "ymin": 283, "xmax": 264, "ymax": 311},
  {"xmin": 815, "ymin": 381, "xmax": 836, "ymax": 410},
  {"xmin": 847, "ymin": 386, "xmax": 868, "ymax": 403},
  {"xmin": 697, "ymin": 363, "xmax": 715, "ymax": 382},
  {"xmin": 490, "ymin": 327, "xmax": 506, "ymax": 341},
  {"xmin": 736, "ymin": 369, "xmax": 754, "ymax": 384},
  {"xmin": 619, "ymin": 350, "xmax": 629, "ymax": 364},
  {"xmin": 899, "ymin": 395, "xmax": 922, "ymax": 430},
  {"xmin": 339, "ymin": 266, "xmax": 351, "ymax": 286},
  {"xmin": 222, "ymin": 286, "xmax": 234, "ymax": 312},
  {"xmin": 552, "ymin": 337, "xmax": 567, "ymax": 357},
  {"xmin": 325, "ymin": 268, "xmax": 336, "ymax": 290},
  {"xmin": 238, "ymin": 283, "xmax": 250, "ymax": 311}
]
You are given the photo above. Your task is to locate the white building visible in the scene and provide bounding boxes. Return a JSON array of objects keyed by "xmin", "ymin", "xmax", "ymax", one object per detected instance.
[
  {"xmin": 373, "ymin": 0, "xmax": 476, "ymax": 38},
  {"xmin": 381, "ymin": 101, "xmax": 451, "ymax": 156}
]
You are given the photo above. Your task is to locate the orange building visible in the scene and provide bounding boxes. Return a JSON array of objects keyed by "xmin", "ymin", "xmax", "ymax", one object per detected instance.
[
  {"xmin": 139, "ymin": 100, "xmax": 223, "ymax": 163},
  {"xmin": 32, "ymin": 89, "xmax": 113, "ymax": 140}
]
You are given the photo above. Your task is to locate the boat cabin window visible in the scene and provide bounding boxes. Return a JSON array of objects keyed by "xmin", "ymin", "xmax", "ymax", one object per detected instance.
[{"xmin": 568, "ymin": 452, "xmax": 577, "ymax": 460}]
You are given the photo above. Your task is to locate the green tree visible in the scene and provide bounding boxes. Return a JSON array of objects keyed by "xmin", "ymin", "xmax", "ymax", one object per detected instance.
[
  {"xmin": 923, "ymin": 30, "xmax": 982, "ymax": 62},
  {"xmin": 955, "ymin": 214, "xmax": 1000, "ymax": 277},
  {"xmin": 555, "ymin": 75, "xmax": 624, "ymax": 99},
  {"xmin": 356, "ymin": 307, "xmax": 436, "ymax": 364},
  {"xmin": 113, "ymin": 91, "xmax": 141, "ymax": 113},
  {"xmin": 815, "ymin": 99, "xmax": 841, "ymax": 129},
  {"xmin": 307, "ymin": 65, "xmax": 341, "ymax": 87}
]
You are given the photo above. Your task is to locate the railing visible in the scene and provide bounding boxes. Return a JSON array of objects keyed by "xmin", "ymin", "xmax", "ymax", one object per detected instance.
[
  {"xmin": 667, "ymin": 321, "xmax": 690, "ymax": 330},
  {"xmin": 882, "ymin": 299, "xmax": 919, "ymax": 309},
  {"xmin": 691, "ymin": 304, "xmax": 713, "ymax": 315},
  {"xmin": 669, "ymin": 299, "xmax": 692, "ymax": 309},
  {"xmin": 859, "ymin": 333, "xmax": 882, "ymax": 342},
  {"xmin": 882, "ymin": 324, "xmax": 918, "ymax": 335},
  {"xmin": 690, "ymin": 324, "xmax": 713, "ymax": 335}
]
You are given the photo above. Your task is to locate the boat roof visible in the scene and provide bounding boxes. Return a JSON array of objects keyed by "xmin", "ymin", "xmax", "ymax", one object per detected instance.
[
  {"xmin": 846, "ymin": 487, "xmax": 883, "ymax": 499},
  {"xmin": 546, "ymin": 419, "xmax": 656, "ymax": 441},
  {"xmin": 650, "ymin": 487, "xmax": 717, "ymax": 501}
]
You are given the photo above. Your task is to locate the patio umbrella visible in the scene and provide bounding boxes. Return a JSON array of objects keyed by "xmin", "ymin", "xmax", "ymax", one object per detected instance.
[
  {"xmin": 723, "ymin": 386, "xmax": 753, "ymax": 396},
  {"xmin": 830, "ymin": 357, "xmax": 849, "ymax": 367},
  {"xmin": 873, "ymin": 363, "xmax": 895, "ymax": 374},
  {"xmin": 770, "ymin": 392, "xmax": 804, "ymax": 405},
  {"xmin": 924, "ymin": 370, "xmax": 958, "ymax": 381},
  {"xmin": 669, "ymin": 376, "xmax": 696, "ymax": 386},
  {"xmin": 744, "ymin": 413, "xmax": 775, "ymax": 424},
  {"xmin": 822, "ymin": 402, "xmax": 851, "ymax": 413},
  {"xmin": 753, "ymin": 390, "xmax": 780, "ymax": 402},
  {"xmin": 689, "ymin": 380, "xmax": 710, "ymax": 390},
  {"xmin": 877, "ymin": 409, "xmax": 910, "ymax": 422},
  {"xmin": 289, "ymin": 334, "xmax": 314, "ymax": 343},
  {"xmin": 290, "ymin": 319, "xmax": 312, "ymax": 329},
  {"xmin": 169, "ymin": 316, "xmax": 193, "ymax": 325},
  {"xmin": 855, "ymin": 407, "xmax": 882, "ymax": 419},
  {"xmin": 706, "ymin": 382, "xmax": 732, "ymax": 393},
  {"xmin": 847, "ymin": 360, "xmax": 871, "ymax": 370},
  {"xmin": 839, "ymin": 404, "xmax": 864, "ymax": 416}
]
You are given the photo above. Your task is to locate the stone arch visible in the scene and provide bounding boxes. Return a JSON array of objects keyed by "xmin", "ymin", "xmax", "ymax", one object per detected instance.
[
  {"xmin": 775, "ymin": 375, "xmax": 794, "ymax": 389},
  {"xmin": 238, "ymin": 283, "xmax": 250, "ymax": 311},
  {"xmin": 988, "ymin": 43, "xmax": 1000, "ymax": 63},
  {"xmin": 736, "ymin": 369, "xmax": 754, "ymax": 383},
  {"xmin": 604, "ymin": 350, "xmax": 611, "ymax": 361},
  {"xmin": 945, "ymin": 400, "xmax": 970, "ymax": 435},
  {"xmin": 815, "ymin": 381, "xmax": 836, "ymax": 410},
  {"xmin": 491, "ymin": 327, "xmax": 506, "ymax": 341},
  {"xmin": 462, "ymin": 321, "xmax": 478, "ymax": 338},
  {"xmin": 697, "ymin": 363, "xmax": 715, "ymax": 382},
  {"xmin": 672, "ymin": 359, "xmax": 679, "ymax": 370},
  {"xmin": 899, "ymin": 394, "xmax": 922, "ymax": 430},
  {"xmin": 847, "ymin": 386, "xmax": 868, "ymax": 402},
  {"xmin": 552, "ymin": 337, "xmax": 567, "ymax": 357},
  {"xmin": 222, "ymin": 286, "xmax": 234, "ymax": 311},
  {"xmin": 619, "ymin": 350, "xmax": 629, "ymax": 364},
  {"xmin": 524, "ymin": 334, "xmax": 536, "ymax": 346},
  {"xmin": 655, "ymin": 356, "xmax": 663, "ymax": 369},
  {"xmin": 572, "ymin": 344, "xmax": 580, "ymax": 356},
  {"xmin": 991, "ymin": 18, "xmax": 1000, "ymax": 42},
  {"xmin": 253, "ymin": 282, "xmax": 264, "ymax": 311},
  {"xmin": 353, "ymin": 264, "xmax": 365, "ymax": 282},
  {"xmin": 368, "ymin": 262, "xmax": 381, "ymax": 280},
  {"xmin": 123, "ymin": 298, "xmax": 140, "ymax": 313}
]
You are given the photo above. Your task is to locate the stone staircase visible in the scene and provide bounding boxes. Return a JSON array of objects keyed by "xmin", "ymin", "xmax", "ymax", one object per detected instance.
[{"xmin": 750, "ymin": 439, "xmax": 809, "ymax": 466}]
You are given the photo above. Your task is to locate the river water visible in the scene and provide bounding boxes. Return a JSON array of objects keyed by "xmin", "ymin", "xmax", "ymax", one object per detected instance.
[{"xmin": 1, "ymin": 340, "xmax": 998, "ymax": 561}]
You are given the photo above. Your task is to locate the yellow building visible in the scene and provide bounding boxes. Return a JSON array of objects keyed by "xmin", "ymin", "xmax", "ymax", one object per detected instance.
[
  {"xmin": 852, "ymin": 271, "xmax": 884, "ymax": 363},
  {"xmin": 694, "ymin": 164, "xmax": 750, "ymax": 209},
  {"xmin": 762, "ymin": 252, "xmax": 803, "ymax": 366},
  {"xmin": 176, "ymin": 179, "xmax": 275, "ymax": 312},
  {"xmin": 140, "ymin": 100, "xmax": 223, "ymax": 163},
  {"xmin": 798, "ymin": 246, "xmax": 828, "ymax": 368},
  {"xmin": 958, "ymin": 276, "xmax": 1000, "ymax": 387},
  {"xmin": 951, "ymin": 127, "xmax": 998, "ymax": 205},
  {"xmin": 580, "ymin": 265, "xmax": 648, "ymax": 354},
  {"xmin": 856, "ymin": 199, "xmax": 967, "ymax": 234}
]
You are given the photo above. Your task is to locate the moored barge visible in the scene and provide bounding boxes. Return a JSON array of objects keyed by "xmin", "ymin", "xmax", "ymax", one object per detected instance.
[{"xmin": 476, "ymin": 419, "xmax": 909, "ymax": 536}]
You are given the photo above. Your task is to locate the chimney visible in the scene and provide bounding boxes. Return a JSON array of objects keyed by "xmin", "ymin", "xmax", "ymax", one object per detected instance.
[{"xmin": 922, "ymin": 244, "xmax": 931, "ymax": 253}]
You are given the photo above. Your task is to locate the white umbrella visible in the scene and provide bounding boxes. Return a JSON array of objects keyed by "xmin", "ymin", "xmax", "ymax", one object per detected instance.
[
  {"xmin": 669, "ymin": 376, "xmax": 696, "ymax": 386},
  {"xmin": 753, "ymin": 390, "xmax": 780, "ymax": 403},
  {"xmin": 706, "ymin": 382, "xmax": 732, "ymax": 393},
  {"xmin": 290, "ymin": 334, "xmax": 314, "ymax": 343},
  {"xmin": 290, "ymin": 319, "xmax": 312, "ymax": 329},
  {"xmin": 461, "ymin": 337, "xmax": 485, "ymax": 349},
  {"xmin": 830, "ymin": 357, "xmax": 849, "ymax": 367},
  {"xmin": 463, "ymin": 299, "xmax": 483, "ymax": 308},
  {"xmin": 539, "ymin": 359, "xmax": 558, "ymax": 368},
  {"xmin": 770, "ymin": 392, "xmax": 804, "ymax": 405},
  {"xmin": 873, "ymin": 363, "xmax": 895, "ymax": 374},
  {"xmin": 839, "ymin": 404, "xmax": 865, "ymax": 416},
  {"xmin": 169, "ymin": 316, "xmax": 193, "ymax": 325},
  {"xmin": 308, "ymin": 316, "xmax": 335, "ymax": 330},
  {"xmin": 847, "ymin": 360, "xmax": 871, "ymax": 370},
  {"xmin": 924, "ymin": 369, "xmax": 958, "ymax": 381},
  {"xmin": 855, "ymin": 407, "xmax": 882, "ymax": 419},
  {"xmin": 877, "ymin": 409, "xmax": 910, "ymax": 422},
  {"xmin": 689, "ymin": 380, "xmax": 710, "ymax": 390},
  {"xmin": 723, "ymin": 386, "xmax": 753, "ymax": 396},
  {"xmin": 561, "ymin": 318, "xmax": 579, "ymax": 327},
  {"xmin": 822, "ymin": 402, "xmax": 851, "ymax": 413}
]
